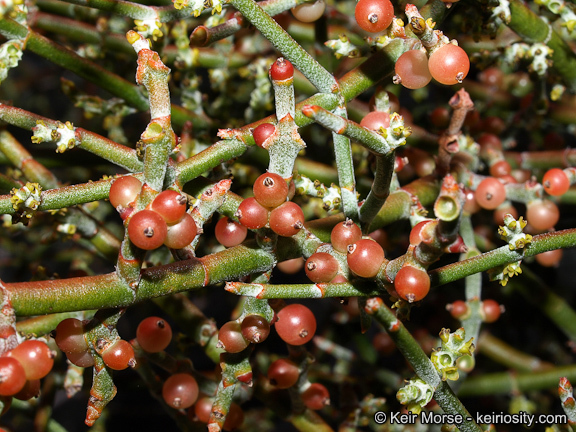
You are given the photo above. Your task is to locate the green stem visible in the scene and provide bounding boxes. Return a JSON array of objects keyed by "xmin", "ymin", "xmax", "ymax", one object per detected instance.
[
  {"xmin": 224, "ymin": 281, "xmax": 380, "ymax": 298},
  {"xmin": 359, "ymin": 153, "xmax": 394, "ymax": 232},
  {"xmin": 6, "ymin": 242, "xmax": 276, "ymax": 316},
  {"xmin": 229, "ymin": 0, "xmax": 336, "ymax": 94},
  {"xmin": 458, "ymin": 364, "xmax": 576, "ymax": 397},
  {"xmin": 508, "ymin": 0, "xmax": 576, "ymax": 91},
  {"xmin": 366, "ymin": 298, "xmax": 481, "ymax": 432},
  {"xmin": 0, "ymin": 18, "xmax": 207, "ymax": 129},
  {"xmin": 477, "ymin": 332, "xmax": 552, "ymax": 373},
  {"xmin": 0, "ymin": 104, "xmax": 142, "ymax": 172},
  {"xmin": 430, "ymin": 229, "xmax": 576, "ymax": 287}
]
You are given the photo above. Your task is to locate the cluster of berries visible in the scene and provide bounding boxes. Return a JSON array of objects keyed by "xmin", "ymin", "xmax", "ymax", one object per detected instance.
[
  {"xmin": 109, "ymin": 176, "xmax": 197, "ymax": 250},
  {"xmin": 0, "ymin": 338, "xmax": 54, "ymax": 403},
  {"xmin": 55, "ymin": 318, "xmax": 135, "ymax": 370},
  {"xmin": 234, "ymin": 172, "xmax": 304, "ymax": 238}
]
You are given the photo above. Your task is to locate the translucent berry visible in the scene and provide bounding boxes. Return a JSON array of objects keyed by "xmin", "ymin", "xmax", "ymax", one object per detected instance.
[
  {"xmin": 395, "ymin": 49, "xmax": 432, "ymax": 89},
  {"xmin": 215, "ymin": 217, "xmax": 248, "ymax": 247},
  {"xmin": 543, "ymin": 168, "xmax": 570, "ymax": 196},
  {"xmin": 270, "ymin": 58, "xmax": 294, "ymax": 81},
  {"xmin": 275, "ymin": 304, "xmax": 317, "ymax": 345},
  {"xmin": 218, "ymin": 321, "xmax": 249, "ymax": 353},
  {"xmin": 481, "ymin": 299, "xmax": 502, "ymax": 323},
  {"xmin": 331, "ymin": 219, "xmax": 362, "ymax": 253},
  {"xmin": 302, "ymin": 383, "xmax": 330, "ymax": 410},
  {"xmin": 240, "ymin": 315, "xmax": 270, "ymax": 344},
  {"xmin": 164, "ymin": 213, "xmax": 197, "ymax": 249},
  {"xmin": 236, "ymin": 197, "xmax": 269, "ymax": 230},
  {"xmin": 447, "ymin": 300, "xmax": 469, "ymax": 320},
  {"xmin": 526, "ymin": 199, "xmax": 560, "ymax": 231},
  {"xmin": 355, "ymin": 0, "xmax": 394, "ymax": 33},
  {"xmin": 291, "ymin": 0, "xmax": 325, "ymax": 22},
  {"xmin": 475, "ymin": 177, "xmax": 506, "ymax": 210},
  {"xmin": 14, "ymin": 379, "xmax": 40, "ymax": 401},
  {"xmin": 101, "ymin": 339, "xmax": 136, "ymax": 370},
  {"xmin": 109, "ymin": 176, "xmax": 141, "ymax": 209},
  {"xmin": 360, "ymin": 111, "xmax": 390, "ymax": 131},
  {"xmin": 269, "ymin": 202, "xmax": 305, "ymax": 237},
  {"xmin": 151, "ymin": 190, "xmax": 187, "ymax": 224},
  {"xmin": 428, "ymin": 44, "xmax": 470, "ymax": 85},
  {"xmin": 0, "ymin": 357, "xmax": 26, "ymax": 396},
  {"xmin": 7, "ymin": 340, "xmax": 54, "ymax": 380},
  {"xmin": 409, "ymin": 220, "xmax": 433, "ymax": 246},
  {"xmin": 162, "ymin": 373, "xmax": 199, "ymax": 409},
  {"xmin": 128, "ymin": 209, "xmax": 168, "ymax": 250},
  {"xmin": 136, "ymin": 317, "xmax": 173, "ymax": 353},
  {"xmin": 347, "ymin": 239, "xmax": 384, "ymax": 278},
  {"xmin": 253, "ymin": 172, "xmax": 289, "ymax": 209},
  {"xmin": 267, "ymin": 358, "xmax": 299, "ymax": 388},
  {"xmin": 535, "ymin": 249, "xmax": 563, "ymax": 267},
  {"xmin": 394, "ymin": 265, "xmax": 430, "ymax": 303},
  {"xmin": 305, "ymin": 252, "xmax": 339, "ymax": 283},
  {"xmin": 253, "ymin": 123, "xmax": 275, "ymax": 148},
  {"xmin": 66, "ymin": 350, "xmax": 94, "ymax": 368},
  {"xmin": 55, "ymin": 318, "xmax": 88, "ymax": 354}
]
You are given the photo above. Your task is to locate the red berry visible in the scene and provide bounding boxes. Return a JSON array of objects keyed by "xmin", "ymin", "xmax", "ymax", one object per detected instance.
[
  {"xmin": 218, "ymin": 321, "xmax": 249, "ymax": 353},
  {"xmin": 428, "ymin": 44, "xmax": 470, "ymax": 85},
  {"xmin": 430, "ymin": 106, "xmax": 450, "ymax": 129},
  {"xmin": 101, "ymin": 339, "xmax": 135, "ymax": 371},
  {"xmin": 109, "ymin": 176, "xmax": 141, "ymax": 209},
  {"xmin": 394, "ymin": 265, "xmax": 430, "ymax": 303},
  {"xmin": 305, "ymin": 252, "xmax": 339, "ymax": 283},
  {"xmin": 151, "ymin": 190, "xmax": 187, "ymax": 225},
  {"xmin": 269, "ymin": 201, "xmax": 305, "ymax": 237},
  {"xmin": 253, "ymin": 173, "xmax": 289, "ymax": 209},
  {"xmin": 66, "ymin": 350, "xmax": 94, "ymax": 368},
  {"xmin": 275, "ymin": 304, "xmax": 316, "ymax": 345},
  {"xmin": 55, "ymin": 318, "xmax": 88, "ymax": 354},
  {"xmin": 128, "ymin": 209, "xmax": 168, "ymax": 250},
  {"xmin": 270, "ymin": 58, "xmax": 294, "ymax": 81},
  {"xmin": 136, "ymin": 317, "xmax": 173, "ymax": 353},
  {"xmin": 331, "ymin": 220, "xmax": 362, "ymax": 253},
  {"xmin": 7, "ymin": 340, "xmax": 54, "ymax": 380},
  {"xmin": 535, "ymin": 249, "xmax": 563, "ymax": 267},
  {"xmin": 302, "ymin": 383, "xmax": 330, "ymax": 410},
  {"xmin": 236, "ymin": 197, "xmax": 269, "ymax": 229},
  {"xmin": 355, "ymin": 0, "xmax": 394, "ymax": 33},
  {"xmin": 543, "ymin": 168, "xmax": 570, "ymax": 196},
  {"xmin": 409, "ymin": 220, "xmax": 432, "ymax": 246},
  {"xmin": 448, "ymin": 300, "xmax": 469, "ymax": 319},
  {"xmin": 267, "ymin": 358, "xmax": 299, "ymax": 388},
  {"xmin": 240, "ymin": 315, "xmax": 270, "ymax": 344},
  {"xmin": 253, "ymin": 123, "xmax": 276, "ymax": 148},
  {"xmin": 291, "ymin": 0, "xmax": 325, "ymax": 22},
  {"xmin": 395, "ymin": 49, "xmax": 432, "ymax": 90},
  {"xmin": 526, "ymin": 199, "xmax": 560, "ymax": 231},
  {"xmin": 490, "ymin": 160, "xmax": 512, "ymax": 178},
  {"xmin": 14, "ymin": 379, "xmax": 40, "ymax": 401},
  {"xmin": 481, "ymin": 299, "xmax": 502, "ymax": 323},
  {"xmin": 277, "ymin": 257, "xmax": 305, "ymax": 274},
  {"xmin": 0, "ymin": 357, "xmax": 26, "ymax": 396},
  {"xmin": 360, "ymin": 111, "xmax": 390, "ymax": 131},
  {"xmin": 463, "ymin": 188, "xmax": 481, "ymax": 214},
  {"xmin": 347, "ymin": 239, "xmax": 384, "ymax": 278},
  {"xmin": 162, "ymin": 373, "xmax": 199, "ymax": 409},
  {"xmin": 475, "ymin": 177, "xmax": 506, "ymax": 210},
  {"xmin": 164, "ymin": 213, "xmax": 197, "ymax": 249},
  {"xmin": 215, "ymin": 217, "xmax": 248, "ymax": 247}
]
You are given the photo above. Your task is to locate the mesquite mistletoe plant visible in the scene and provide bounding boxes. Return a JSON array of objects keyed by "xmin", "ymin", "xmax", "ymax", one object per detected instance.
[{"xmin": 2, "ymin": 0, "xmax": 576, "ymax": 430}]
